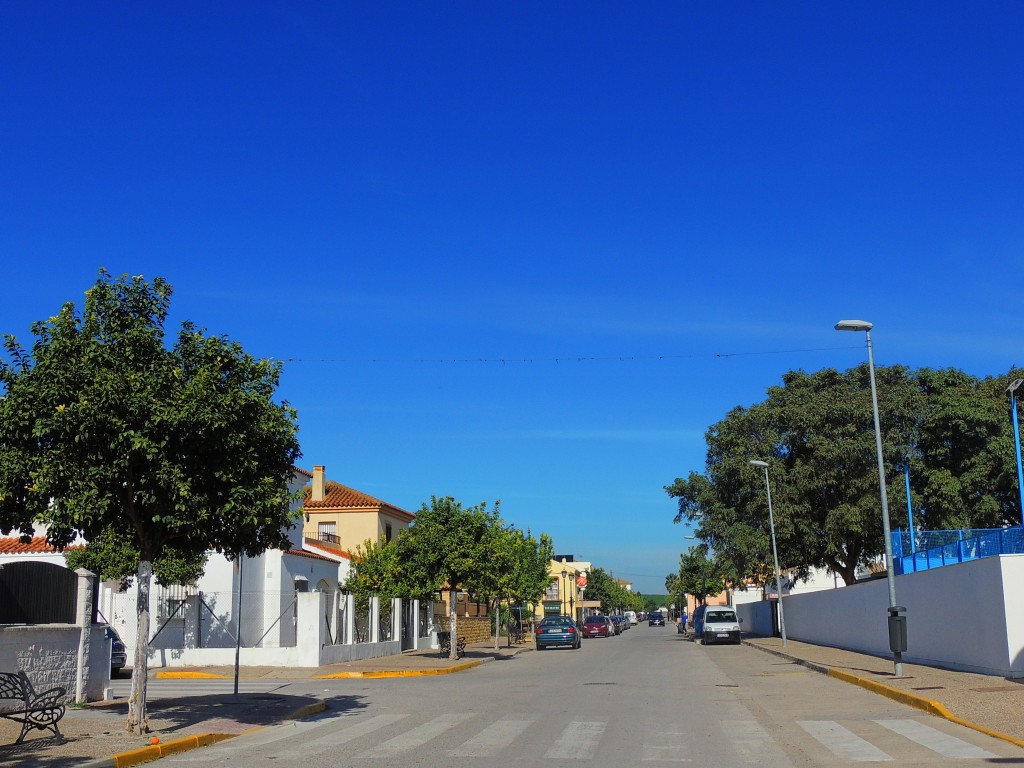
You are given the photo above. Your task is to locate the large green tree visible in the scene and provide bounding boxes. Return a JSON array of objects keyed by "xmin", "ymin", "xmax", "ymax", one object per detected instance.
[
  {"xmin": 0, "ymin": 271, "xmax": 301, "ymax": 733},
  {"xmin": 668, "ymin": 364, "xmax": 1023, "ymax": 587}
]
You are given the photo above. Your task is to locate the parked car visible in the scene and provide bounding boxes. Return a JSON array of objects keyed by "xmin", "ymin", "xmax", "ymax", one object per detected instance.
[
  {"xmin": 624, "ymin": 610, "xmax": 638, "ymax": 625},
  {"xmin": 105, "ymin": 626, "xmax": 127, "ymax": 673},
  {"xmin": 609, "ymin": 614, "xmax": 627, "ymax": 633},
  {"xmin": 696, "ymin": 606, "xmax": 742, "ymax": 645},
  {"xmin": 535, "ymin": 615, "xmax": 582, "ymax": 650},
  {"xmin": 648, "ymin": 612, "xmax": 665, "ymax": 627},
  {"xmin": 582, "ymin": 615, "xmax": 613, "ymax": 638}
]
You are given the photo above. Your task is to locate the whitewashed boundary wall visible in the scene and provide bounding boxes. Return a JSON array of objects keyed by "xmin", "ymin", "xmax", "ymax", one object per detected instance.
[
  {"xmin": 735, "ymin": 553, "xmax": 1024, "ymax": 678},
  {"xmin": 148, "ymin": 594, "xmax": 435, "ymax": 668}
]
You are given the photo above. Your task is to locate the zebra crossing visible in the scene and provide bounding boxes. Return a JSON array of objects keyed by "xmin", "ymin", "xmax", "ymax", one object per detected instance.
[{"xmin": 164, "ymin": 708, "xmax": 1003, "ymax": 764}]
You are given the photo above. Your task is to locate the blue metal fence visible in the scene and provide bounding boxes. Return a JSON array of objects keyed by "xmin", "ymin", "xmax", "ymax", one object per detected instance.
[{"xmin": 892, "ymin": 526, "xmax": 1024, "ymax": 574}]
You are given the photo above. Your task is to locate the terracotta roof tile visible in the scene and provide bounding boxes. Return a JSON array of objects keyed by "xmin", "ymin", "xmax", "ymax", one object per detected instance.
[
  {"xmin": 0, "ymin": 537, "xmax": 82, "ymax": 555},
  {"xmin": 284, "ymin": 548, "xmax": 341, "ymax": 563},
  {"xmin": 304, "ymin": 481, "xmax": 414, "ymax": 520}
]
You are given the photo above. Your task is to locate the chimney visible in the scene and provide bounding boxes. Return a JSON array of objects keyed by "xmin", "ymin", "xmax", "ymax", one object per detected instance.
[{"xmin": 312, "ymin": 465, "xmax": 326, "ymax": 502}]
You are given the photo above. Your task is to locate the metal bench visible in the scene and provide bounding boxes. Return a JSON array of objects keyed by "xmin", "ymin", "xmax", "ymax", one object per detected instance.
[{"xmin": 0, "ymin": 671, "xmax": 66, "ymax": 744}]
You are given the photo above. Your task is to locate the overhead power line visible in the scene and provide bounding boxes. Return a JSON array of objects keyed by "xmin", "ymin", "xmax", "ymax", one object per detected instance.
[{"xmin": 278, "ymin": 345, "xmax": 860, "ymax": 365}]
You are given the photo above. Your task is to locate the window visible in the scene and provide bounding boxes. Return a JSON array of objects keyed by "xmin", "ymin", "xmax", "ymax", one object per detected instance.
[
  {"xmin": 318, "ymin": 522, "xmax": 338, "ymax": 544},
  {"xmin": 385, "ymin": 523, "xmax": 393, "ymax": 543}
]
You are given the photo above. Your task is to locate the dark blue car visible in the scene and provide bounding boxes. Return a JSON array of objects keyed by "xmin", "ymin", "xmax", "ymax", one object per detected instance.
[{"xmin": 535, "ymin": 616, "xmax": 581, "ymax": 650}]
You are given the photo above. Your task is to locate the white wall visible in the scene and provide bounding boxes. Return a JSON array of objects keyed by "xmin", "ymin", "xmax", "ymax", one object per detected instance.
[
  {"xmin": 0, "ymin": 625, "xmax": 109, "ymax": 702},
  {"xmin": 742, "ymin": 554, "xmax": 1024, "ymax": 678}
]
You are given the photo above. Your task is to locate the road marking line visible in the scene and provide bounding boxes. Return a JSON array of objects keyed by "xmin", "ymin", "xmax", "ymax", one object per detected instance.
[
  {"xmin": 798, "ymin": 721, "xmax": 893, "ymax": 762},
  {"xmin": 544, "ymin": 721, "xmax": 606, "ymax": 760},
  {"xmin": 450, "ymin": 718, "xmax": 534, "ymax": 756},
  {"xmin": 874, "ymin": 719, "xmax": 996, "ymax": 759},
  {"xmin": 357, "ymin": 712, "xmax": 475, "ymax": 757}
]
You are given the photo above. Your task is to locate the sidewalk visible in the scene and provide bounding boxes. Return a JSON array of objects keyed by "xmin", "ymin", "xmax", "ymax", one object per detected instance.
[
  {"xmin": 742, "ymin": 636, "xmax": 1024, "ymax": 747},
  {"xmin": 0, "ymin": 640, "xmax": 529, "ymax": 768}
]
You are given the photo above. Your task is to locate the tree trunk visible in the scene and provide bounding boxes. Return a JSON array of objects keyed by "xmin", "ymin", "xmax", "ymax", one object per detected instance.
[
  {"xmin": 493, "ymin": 597, "xmax": 500, "ymax": 651},
  {"xmin": 448, "ymin": 587, "xmax": 458, "ymax": 660},
  {"xmin": 126, "ymin": 559, "xmax": 152, "ymax": 734}
]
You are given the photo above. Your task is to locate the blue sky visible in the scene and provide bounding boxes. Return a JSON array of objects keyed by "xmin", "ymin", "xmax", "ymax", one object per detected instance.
[{"xmin": 3, "ymin": 3, "xmax": 1023, "ymax": 595}]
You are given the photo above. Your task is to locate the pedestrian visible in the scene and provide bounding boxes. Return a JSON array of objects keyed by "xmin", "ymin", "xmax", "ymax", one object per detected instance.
[{"xmin": 680, "ymin": 610, "xmax": 688, "ymax": 633}]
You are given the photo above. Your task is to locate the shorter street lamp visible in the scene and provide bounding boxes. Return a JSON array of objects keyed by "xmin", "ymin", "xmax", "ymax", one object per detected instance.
[
  {"xmin": 750, "ymin": 460, "xmax": 787, "ymax": 646},
  {"xmin": 561, "ymin": 570, "xmax": 568, "ymax": 616}
]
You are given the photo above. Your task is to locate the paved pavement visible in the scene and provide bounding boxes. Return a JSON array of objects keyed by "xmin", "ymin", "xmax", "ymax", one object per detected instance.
[{"xmin": 2, "ymin": 633, "xmax": 1023, "ymax": 767}]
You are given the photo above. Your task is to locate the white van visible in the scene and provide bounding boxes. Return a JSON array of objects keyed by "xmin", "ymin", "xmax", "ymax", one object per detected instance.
[
  {"xmin": 697, "ymin": 606, "xmax": 742, "ymax": 645},
  {"xmin": 624, "ymin": 610, "xmax": 638, "ymax": 625}
]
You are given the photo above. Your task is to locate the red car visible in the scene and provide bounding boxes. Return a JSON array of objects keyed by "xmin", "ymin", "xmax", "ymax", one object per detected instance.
[{"xmin": 582, "ymin": 615, "xmax": 613, "ymax": 638}]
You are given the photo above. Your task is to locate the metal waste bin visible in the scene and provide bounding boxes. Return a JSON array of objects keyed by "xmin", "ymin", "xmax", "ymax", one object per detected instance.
[{"xmin": 887, "ymin": 605, "xmax": 908, "ymax": 654}]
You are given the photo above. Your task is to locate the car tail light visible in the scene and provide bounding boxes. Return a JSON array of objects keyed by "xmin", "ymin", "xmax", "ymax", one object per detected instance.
[
  {"xmin": 568, "ymin": 626, "xmax": 576, "ymax": 633},
  {"xmin": 536, "ymin": 628, "xmax": 544, "ymax": 634}
]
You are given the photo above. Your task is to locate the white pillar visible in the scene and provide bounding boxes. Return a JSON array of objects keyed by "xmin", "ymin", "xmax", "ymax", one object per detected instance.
[
  {"xmin": 370, "ymin": 595, "xmax": 380, "ymax": 643},
  {"xmin": 344, "ymin": 593, "xmax": 356, "ymax": 645},
  {"xmin": 74, "ymin": 568, "xmax": 96, "ymax": 704},
  {"xmin": 183, "ymin": 594, "xmax": 200, "ymax": 649},
  {"xmin": 412, "ymin": 599, "xmax": 421, "ymax": 650}
]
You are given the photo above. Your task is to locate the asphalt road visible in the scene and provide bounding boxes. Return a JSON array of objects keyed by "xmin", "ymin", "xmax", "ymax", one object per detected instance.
[{"xmin": 149, "ymin": 624, "xmax": 1023, "ymax": 767}]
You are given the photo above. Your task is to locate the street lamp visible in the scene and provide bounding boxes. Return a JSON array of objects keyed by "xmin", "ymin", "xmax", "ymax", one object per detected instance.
[
  {"xmin": 835, "ymin": 319, "xmax": 904, "ymax": 676},
  {"xmin": 561, "ymin": 569, "xmax": 568, "ymax": 616},
  {"xmin": 750, "ymin": 460, "xmax": 787, "ymax": 646},
  {"xmin": 1007, "ymin": 379, "xmax": 1024, "ymax": 526}
]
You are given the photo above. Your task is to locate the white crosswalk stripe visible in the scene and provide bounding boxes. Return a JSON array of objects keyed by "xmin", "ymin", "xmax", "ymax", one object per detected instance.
[
  {"xmin": 543, "ymin": 721, "xmax": 606, "ymax": 760},
  {"xmin": 355, "ymin": 712, "xmax": 475, "ymax": 758},
  {"xmin": 874, "ymin": 718, "xmax": 996, "ymax": 759},
  {"xmin": 798, "ymin": 720, "xmax": 893, "ymax": 762},
  {"xmin": 167, "ymin": 708, "xmax": 1006, "ymax": 765},
  {"xmin": 449, "ymin": 717, "xmax": 534, "ymax": 757}
]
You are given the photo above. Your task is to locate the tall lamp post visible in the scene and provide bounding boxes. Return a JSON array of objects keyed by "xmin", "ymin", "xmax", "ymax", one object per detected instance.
[
  {"xmin": 1008, "ymin": 379, "xmax": 1024, "ymax": 526},
  {"xmin": 835, "ymin": 319, "xmax": 904, "ymax": 676},
  {"xmin": 561, "ymin": 569, "xmax": 568, "ymax": 616},
  {"xmin": 749, "ymin": 460, "xmax": 787, "ymax": 646}
]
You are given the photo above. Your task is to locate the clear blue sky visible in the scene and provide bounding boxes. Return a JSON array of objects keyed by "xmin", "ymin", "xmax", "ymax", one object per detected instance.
[{"xmin": 3, "ymin": 3, "xmax": 1023, "ymax": 595}]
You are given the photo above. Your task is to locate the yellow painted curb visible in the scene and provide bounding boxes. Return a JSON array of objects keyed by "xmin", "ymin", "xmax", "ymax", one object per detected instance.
[
  {"xmin": 112, "ymin": 733, "xmax": 234, "ymax": 767},
  {"xmin": 107, "ymin": 702, "xmax": 327, "ymax": 766},
  {"xmin": 156, "ymin": 671, "xmax": 230, "ymax": 679},
  {"xmin": 316, "ymin": 659, "xmax": 482, "ymax": 679}
]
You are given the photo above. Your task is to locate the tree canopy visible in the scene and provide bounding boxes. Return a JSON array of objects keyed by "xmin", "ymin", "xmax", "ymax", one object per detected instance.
[
  {"xmin": 0, "ymin": 271, "xmax": 301, "ymax": 732},
  {"xmin": 668, "ymin": 364, "xmax": 1023, "ymax": 587}
]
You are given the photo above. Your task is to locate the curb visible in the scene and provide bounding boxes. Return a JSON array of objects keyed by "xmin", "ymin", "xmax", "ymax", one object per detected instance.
[
  {"xmin": 78, "ymin": 701, "xmax": 327, "ymax": 768},
  {"xmin": 156, "ymin": 671, "xmax": 229, "ymax": 679},
  {"xmin": 743, "ymin": 640, "xmax": 1024, "ymax": 750},
  {"xmin": 316, "ymin": 656, "xmax": 488, "ymax": 679}
]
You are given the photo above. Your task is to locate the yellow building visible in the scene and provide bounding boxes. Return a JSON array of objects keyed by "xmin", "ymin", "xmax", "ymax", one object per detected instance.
[
  {"xmin": 301, "ymin": 465, "xmax": 415, "ymax": 554},
  {"xmin": 537, "ymin": 558, "xmax": 600, "ymax": 625}
]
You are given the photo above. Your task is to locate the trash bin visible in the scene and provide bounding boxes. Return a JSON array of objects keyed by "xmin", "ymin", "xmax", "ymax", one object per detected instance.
[{"xmin": 887, "ymin": 606, "xmax": 908, "ymax": 654}]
